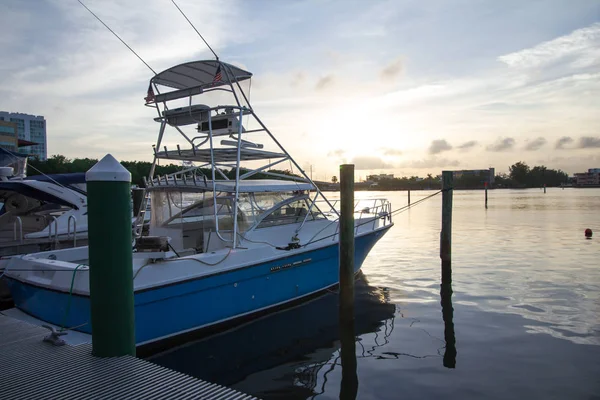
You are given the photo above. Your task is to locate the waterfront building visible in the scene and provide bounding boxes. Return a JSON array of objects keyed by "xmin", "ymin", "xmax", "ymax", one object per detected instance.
[
  {"xmin": 574, "ymin": 169, "xmax": 600, "ymax": 187},
  {"xmin": 452, "ymin": 168, "xmax": 495, "ymax": 184},
  {"xmin": 0, "ymin": 111, "xmax": 47, "ymax": 160},
  {"xmin": 0, "ymin": 121, "xmax": 19, "ymax": 153}
]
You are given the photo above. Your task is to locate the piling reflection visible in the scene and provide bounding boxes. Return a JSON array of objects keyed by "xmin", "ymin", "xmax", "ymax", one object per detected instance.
[
  {"xmin": 149, "ymin": 272, "xmax": 395, "ymax": 399},
  {"xmin": 339, "ymin": 290, "xmax": 358, "ymax": 399},
  {"xmin": 440, "ymin": 282, "xmax": 457, "ymax": 368}
]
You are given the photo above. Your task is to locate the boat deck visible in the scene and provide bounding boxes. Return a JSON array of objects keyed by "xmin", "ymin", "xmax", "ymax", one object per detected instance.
[
  {"xmin": 0, "ymin": 237, "xmax": 88, "ymax": 258},
  {"xmin": 0, "ymin": 313, "xmax": 258, "ymax": 399}
]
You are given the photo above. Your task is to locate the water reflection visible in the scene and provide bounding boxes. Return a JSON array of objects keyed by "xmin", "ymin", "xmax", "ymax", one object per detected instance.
[
  {"xmin": 339, "ymin": 283, "xmax": 358, "ymax": 400},
  {"xmin": 149, "ymin": 272, "xmax": 396, "ymax": 399},
  {"xmin": 440, "ymin": 282, "xmax": 456, "ymax": 368}
]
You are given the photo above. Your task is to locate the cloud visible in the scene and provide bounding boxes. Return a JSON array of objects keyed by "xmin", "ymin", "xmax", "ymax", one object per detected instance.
[
  {"xmin": 524, "ymin": 137, "xmax": 547, "ymax": 151},
  {"xmin": 578, "ymin": 136, "xmax": 600, "ymax": 148},
  {"xmin": 498, "ymin": 23, "xmax": 600, "ymax": 70},
  {"xmin": 457, "ymin": 140, "xmax": 478, "ymax": 151},
  {"xmin": 486, "ymin": 137, "xmax": 515, "ymax": 152},
  {"xmin": 428, "ymin": 139, "xmax": 453, "ymax": 154},
  {"xmin": 315, "ymin": 75, "xmax": 334, "ymax": 91},
  {"xmin": 380, "ymin": 59, "xmax": 403, "ymax": 81},
  {"xmin": 555, "ymin": 136, "xmax": 574, "ymax": 149},
  {"xmin": 327, "ymin": 148, "xmax": 345, "ymax": 157},
  {"xmin": 350, "ymin": 156, "xmax": 393, "ymax": 170},
  {"xmin": 399, "ymin": 158, "xmax": 460, "ymax": 169},
  {"xmin": 290, "ymin": 71, "xmax": 306, "ymax": 87},
  {"xmin": 382, "ymin": 148, "xmax": 402, "ymax": 156}
]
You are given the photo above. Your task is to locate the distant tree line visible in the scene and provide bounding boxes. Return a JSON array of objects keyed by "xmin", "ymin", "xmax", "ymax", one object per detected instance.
[
  {"xmin": 495, "ymin": 161, "xmax": 568, "ymax": 188},
  {"xmin": 28, "ymin": 155, "xmax": 302, "ymax": 186},
  {"xmin": 28, "ymin": 156, "xmax": 569, "ymax": 190},
  {"xmin": 354, "ymin": 162, "xmax": 569, "ymax": 190}
]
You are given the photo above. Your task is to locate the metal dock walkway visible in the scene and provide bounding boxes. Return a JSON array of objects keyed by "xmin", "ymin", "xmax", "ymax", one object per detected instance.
[{"xmin": 0, "ymin": 314, "xmax": 258, "ymax": 400}]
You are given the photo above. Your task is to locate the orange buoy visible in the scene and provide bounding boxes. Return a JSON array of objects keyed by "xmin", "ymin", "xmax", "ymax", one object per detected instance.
[{"xmin": 585, "ymin": 228, "xmax": 593, "ymax": 238}]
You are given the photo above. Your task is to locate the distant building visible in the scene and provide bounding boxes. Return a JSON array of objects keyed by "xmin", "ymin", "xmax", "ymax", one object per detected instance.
[
  {"xmin": 574, "ymin": 169, "xmax": 600, "ymax": 187},
  {"xmin": 366, "ymin": 173, "xmax": 394, "ymax": 181},
  {"xmin": 452, "ymin": 168, "xmax": 495, "ymax": 185},
  {"xmin": 0, "ymin": 121, "xmax": 19, "ymax": 153},
  {"xmin": 0, "ymin": 111, "xmax": 47, "ymax": 160}
]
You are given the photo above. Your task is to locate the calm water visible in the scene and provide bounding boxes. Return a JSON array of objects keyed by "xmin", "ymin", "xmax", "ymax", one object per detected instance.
[{"xmin": 151, "ymin": 188, "xmax": 600, "ymax": 399}]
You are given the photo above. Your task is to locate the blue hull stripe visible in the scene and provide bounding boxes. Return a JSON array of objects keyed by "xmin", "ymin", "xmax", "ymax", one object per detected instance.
[{"xmin": 6, "ymin": 227, "xmax": 388, "ymax": 345}]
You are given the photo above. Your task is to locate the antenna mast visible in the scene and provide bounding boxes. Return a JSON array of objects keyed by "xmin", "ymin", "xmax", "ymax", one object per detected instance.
[
  {"xmin": 77, "ymin": 0, "xmax": 157, "ymax": 74},
  {"xmin": 170, "ymin": 0, "xmax": 219, "ymax": 60}
]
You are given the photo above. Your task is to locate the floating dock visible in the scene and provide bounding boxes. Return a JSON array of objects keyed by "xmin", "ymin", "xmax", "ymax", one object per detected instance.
[{"xmin": 0, "ymin": 313, "xmax": 258, "ymax": 399}]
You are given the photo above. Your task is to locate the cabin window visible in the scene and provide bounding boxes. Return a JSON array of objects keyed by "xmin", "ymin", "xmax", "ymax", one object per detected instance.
[{"xmin": 256, "ymin": 198, "xmax": 325, "ymax": 229}]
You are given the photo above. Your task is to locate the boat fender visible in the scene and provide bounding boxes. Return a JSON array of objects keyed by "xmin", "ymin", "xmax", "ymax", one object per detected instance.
[{"xmin": 5, "ymin": 193, "xmax": 29, "ymax": 213}]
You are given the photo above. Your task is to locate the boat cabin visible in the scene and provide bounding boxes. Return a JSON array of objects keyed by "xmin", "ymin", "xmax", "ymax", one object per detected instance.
[{"xmin": 146, "ymin": 179, "xmax": 326, "ymax": 254}]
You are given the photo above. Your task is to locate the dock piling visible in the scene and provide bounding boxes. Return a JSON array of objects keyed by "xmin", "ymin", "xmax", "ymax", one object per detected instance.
[
  {"xmin": 339, "ymin": 163, "xmax": 357, "ymax": 399},
  {"xmin": 544, "ymin": 184, "xmax": 546, "ymax": 194},
  {"xmin": 440, "ymin": 171, "xmax": 453, "ymax": 284},
  {"xmin": 86, "ymin": 154, "xmax": 136, "ymax": 357},
  {"xmin": 408, "ymin": 189, "xmax": 411, "ymax": 205},
  {"xmin": 339, "ymin": 164, "xmax": 355, "ymax": 314}
]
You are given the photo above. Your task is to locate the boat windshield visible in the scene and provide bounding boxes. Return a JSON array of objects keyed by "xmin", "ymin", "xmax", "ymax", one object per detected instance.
[{"xmin": 149, "ymin": 189, "xmax": 325, "ymax": 252}]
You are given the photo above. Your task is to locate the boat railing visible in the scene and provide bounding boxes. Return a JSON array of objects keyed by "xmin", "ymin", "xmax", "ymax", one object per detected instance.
[
  {"xmin": 313, "ymin": 197, "xmax": 393, "ymax": 234},
  {"xmin": 13, "ymin": 217, "xmax": 23, "ymax": 244},
  {"xmin": 48, "ymin": 216, "xmax": 59, "ymax": 246},
  {"xmin": 67, "ymin": 215, "xmax": 77, "ymax": 247},
  {"xmin": 316, "ymin": 198, "xmax": 392, "ymax": 218}
]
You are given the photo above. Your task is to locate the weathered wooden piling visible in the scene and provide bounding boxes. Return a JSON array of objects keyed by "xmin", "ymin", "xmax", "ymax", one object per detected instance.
[
  {"xmin": 86, "ymin": 154, "xmax": 136, "ymax": 357},
  {"xmin": 408, "ymin": 189, "xmax": 411, "ymax": 205},
  {"xmin": 544, "ymin": 184, "xmax": 547, "ymax": 194},
  {"xmin": 440, "ymin": 171, "xmax": 453, "ymax": 284},
  {"xmin": 339, "ymin": 164, "xmax": 358, "ymax": 399},
  {"xmin": 339, "ymin": 164, "xmax": 355, "ymax": 314},
  {"xmin": 440, "ymin": 171, "xmax": 456, "ymax": 368}
]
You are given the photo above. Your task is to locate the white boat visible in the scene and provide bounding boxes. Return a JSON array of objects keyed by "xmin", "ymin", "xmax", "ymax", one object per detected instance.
[
  {"xmin": 0, "ymin": 149, "xmax": 88, "ymax": 262},
  {"xmin": 0, "ymin": 150, "xmax": 88, "ymax": 256},
  {"xmin": 3, "ymin": 60, "xmax": 393, "ymax": 351}
]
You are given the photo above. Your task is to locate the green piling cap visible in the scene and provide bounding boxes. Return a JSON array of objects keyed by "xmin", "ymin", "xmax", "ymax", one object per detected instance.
[{"xmin": 86, "ymin": 154, "xmax": 131, "ymax": 182}]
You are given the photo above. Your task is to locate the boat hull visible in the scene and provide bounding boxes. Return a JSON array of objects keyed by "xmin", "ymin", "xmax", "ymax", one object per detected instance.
[{"xmin": 5, "ymin": 226, "xmax": 390, "ymax": 349}]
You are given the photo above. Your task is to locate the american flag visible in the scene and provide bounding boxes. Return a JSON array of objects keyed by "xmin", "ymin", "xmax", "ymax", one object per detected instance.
[
  {"xmin": 213, "ymin": 64, "xmax": 222, "ymax": 83},
  {"xmin": 145, "ymin": 83, "xmax": 155, "ymax": 103}
]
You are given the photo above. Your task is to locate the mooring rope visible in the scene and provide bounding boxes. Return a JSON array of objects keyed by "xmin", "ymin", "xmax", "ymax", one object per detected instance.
[
  {"xmin": 301, "ymin": 189, "xmax": 444, "ymax": 248},
  {"xmin": 59, "ymin": 264, "xmax": 87, "ymax": 332}
]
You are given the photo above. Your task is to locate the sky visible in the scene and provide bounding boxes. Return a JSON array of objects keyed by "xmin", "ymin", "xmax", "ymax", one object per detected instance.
[{"xmin": 1, "ymin": 0, "xmax": 599, "ymax": 180}]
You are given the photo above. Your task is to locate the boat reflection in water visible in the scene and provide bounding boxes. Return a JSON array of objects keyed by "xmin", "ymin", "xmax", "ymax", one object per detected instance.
[{"xmin": 150, "ymin": 272, "xmax": 396, "ymax": 399}]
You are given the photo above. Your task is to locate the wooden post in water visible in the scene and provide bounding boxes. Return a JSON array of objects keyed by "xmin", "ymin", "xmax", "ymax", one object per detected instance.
[
  {"xmin": 339, "ymin": 164, "xmax": 357, "ymax": 399},
  {"xmin": 408, "ymin": 189, "xmax": 411, "ymax": 205},
  {"xmin": 339, "ymin": 164, "xmax": 355, "ymax": 312},
  {"xmin": 484, "ymin": 182, "xmax": 488, "ymax": 209},
  {"xmin": 440, "ymin": 170, "xmax": 456, "ymax": 368},
  {"xmin": 440, "ymin": 171, "xmax": 453, "ymax": 284},
  {"xmin": 544, "ymin": 184, "xmax": 546, "ymax": 194}
]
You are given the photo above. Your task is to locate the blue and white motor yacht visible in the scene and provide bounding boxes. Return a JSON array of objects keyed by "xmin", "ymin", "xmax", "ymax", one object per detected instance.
[{"xmin": 3, "ymin": 60, "xmax": 393, "ymax": 351}]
